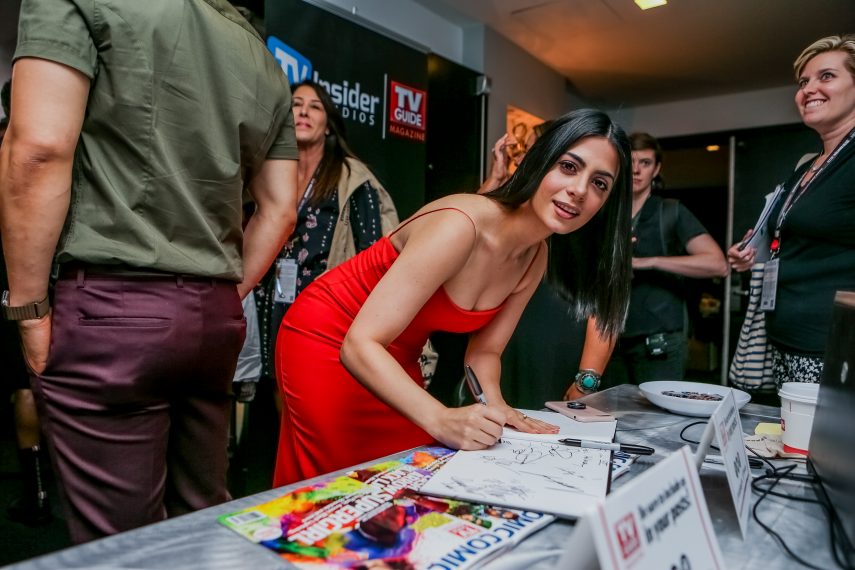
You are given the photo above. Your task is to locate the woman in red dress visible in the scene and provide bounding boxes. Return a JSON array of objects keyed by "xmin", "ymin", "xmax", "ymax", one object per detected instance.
[{"xmin": 274, "ymin": 109, "xmax": 633, "ymax": 485}]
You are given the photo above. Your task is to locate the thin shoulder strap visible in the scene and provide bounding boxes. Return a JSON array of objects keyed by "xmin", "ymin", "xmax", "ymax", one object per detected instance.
[{"xmin": 388, "ymin": 207, "xmax": 476, "ymax": 237}]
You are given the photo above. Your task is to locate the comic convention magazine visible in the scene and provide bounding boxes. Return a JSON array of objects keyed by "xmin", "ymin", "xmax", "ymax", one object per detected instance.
[{"xmin": 219, "ymin": 447, "xmax": 553, "ymax": 569}]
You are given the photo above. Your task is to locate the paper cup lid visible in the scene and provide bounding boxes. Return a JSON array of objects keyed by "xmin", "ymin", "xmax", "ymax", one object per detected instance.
[{"xmin": 778, "ymin": 382, "xmax": 820, "ymax": 403}]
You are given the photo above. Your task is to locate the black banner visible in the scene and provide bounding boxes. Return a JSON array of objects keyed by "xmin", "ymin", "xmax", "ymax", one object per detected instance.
[{"xmin": 266, "ymin": 0, "xmax": 428, "ymax": 218}]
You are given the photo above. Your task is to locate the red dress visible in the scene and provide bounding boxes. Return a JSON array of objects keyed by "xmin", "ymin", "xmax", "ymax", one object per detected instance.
[{"xmin": 273, "ymin": 231, "xmax": 504, "ymax": 486}]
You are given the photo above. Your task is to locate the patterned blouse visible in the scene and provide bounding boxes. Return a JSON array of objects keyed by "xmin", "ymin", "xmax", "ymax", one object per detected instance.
[{"xmin": 256, "ymin": 180, "xmax": 384, "ymax": 378}]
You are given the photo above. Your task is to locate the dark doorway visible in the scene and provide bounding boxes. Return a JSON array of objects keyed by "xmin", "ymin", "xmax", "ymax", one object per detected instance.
[
  {"xmin": 424, "ymin": 54, "xmax": 486, "ymax": 405},
  {"xmin": 657, "ymin": 134, "xmax": 730, "ymax": 382},
  {"xmin": 425, "ymin": 54, "xmax": 485, "ymax": 201},
  {"xmin": 658, "ymin": 122, "xmax": 818, "ymax": 384}
]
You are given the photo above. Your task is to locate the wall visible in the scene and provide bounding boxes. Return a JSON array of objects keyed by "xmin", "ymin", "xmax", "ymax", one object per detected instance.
[
  {"xmin": 478, "ymin": 27, "xmax": 574, "ymax": 147},
  {"xmin": 312, "ymin": 1, "xmax": 805, "ymax": 148},
  {"xmin": 609, "ymin": 84, "xmax": 802, "ymax": 138},
  {"xmin": 317, "ymin": 0, "xmax": 463, "ymax": 63},
  {"xmin": 313, "ymin": 0, "xmax": 572, "ymax": 149}
]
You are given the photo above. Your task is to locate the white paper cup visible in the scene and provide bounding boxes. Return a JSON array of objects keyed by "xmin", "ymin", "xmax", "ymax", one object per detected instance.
[{"xmin": 778, "ymin": 382, "xmax": 820, "ymax": 455}]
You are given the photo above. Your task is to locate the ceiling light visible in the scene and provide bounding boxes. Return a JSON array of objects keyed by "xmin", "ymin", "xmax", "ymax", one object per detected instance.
[
  {"xmin": 634, "ymin": 0, "xmax": 667, "ymax": 9},
  {"xmin": 706, "ymin": 145, "xmax": 720, "ymax": 152}
]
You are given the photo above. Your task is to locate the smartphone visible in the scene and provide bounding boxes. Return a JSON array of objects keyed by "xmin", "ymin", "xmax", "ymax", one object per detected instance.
[{"xmin": 545, "ymin": 401, "xmax": 615, "ymax": 423}]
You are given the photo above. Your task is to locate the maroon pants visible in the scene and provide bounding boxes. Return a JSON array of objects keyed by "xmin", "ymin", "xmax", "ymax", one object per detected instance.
[{"xmin": 30, "ymin": 269, "xmax": 245, "ymax": 543}]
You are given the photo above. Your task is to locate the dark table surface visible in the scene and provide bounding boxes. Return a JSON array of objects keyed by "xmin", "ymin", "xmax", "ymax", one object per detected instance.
[{"xmin": 7, "ymin": 384, "xmax": 831, "ymax": 570}]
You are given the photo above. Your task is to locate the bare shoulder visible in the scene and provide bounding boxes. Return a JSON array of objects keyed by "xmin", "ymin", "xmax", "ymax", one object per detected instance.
[{"xmin": 392, "ymin": 194, "xmax": 501, "ymax": 247}]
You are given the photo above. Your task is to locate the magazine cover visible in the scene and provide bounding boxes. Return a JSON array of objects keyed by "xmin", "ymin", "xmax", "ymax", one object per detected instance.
[{"xmin": 219, "ymin": 447, "xmax": 554, "ymax": 569}]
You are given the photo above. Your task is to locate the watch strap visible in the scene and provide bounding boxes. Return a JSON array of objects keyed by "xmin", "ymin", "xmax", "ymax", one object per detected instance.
[{"xmin": 2, "ymin": 291, "xmax": 50, "ymax": 321}]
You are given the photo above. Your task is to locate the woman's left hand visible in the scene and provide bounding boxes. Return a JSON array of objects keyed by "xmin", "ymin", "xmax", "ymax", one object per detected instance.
[{"xmin": 499, "ymin": 405, "xmax": 559, "ymax": 435}]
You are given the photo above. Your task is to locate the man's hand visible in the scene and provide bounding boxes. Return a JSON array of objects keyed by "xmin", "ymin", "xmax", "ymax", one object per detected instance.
[{"xmin": 18, "ymin": 312, "xmax": 52, "ymax": 375}]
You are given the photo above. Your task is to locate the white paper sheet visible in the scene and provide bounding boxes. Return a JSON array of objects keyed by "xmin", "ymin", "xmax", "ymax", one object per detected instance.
[
  {"xmin": 419, "ymin": 409, "xmax": 617, "ymax": 518},
  {"xmin": 420, "ymin": 437, "xmax": 611, "ymax": 519}
]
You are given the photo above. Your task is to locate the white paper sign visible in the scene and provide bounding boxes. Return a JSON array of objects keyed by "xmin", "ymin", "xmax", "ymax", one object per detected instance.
[
  {"xmin": 709, "ymin": 390, "xmax": 752, "ymax": 538},
  {"xmin": 559, "ymin": 446, "xmax": 725, "ymax": 570}
]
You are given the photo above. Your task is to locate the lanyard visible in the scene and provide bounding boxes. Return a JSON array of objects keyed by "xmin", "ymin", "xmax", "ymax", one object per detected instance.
[
  {"xmin": 770, "ymin": 127, "xmax": 855, "ymax": 257},
  {"xmin": 296, "ymin": 176, "xmax": 317, "ymax": 216},
  {"xmin": 280, "ymin": 175, "xmax": 318, "ymax": 259}
]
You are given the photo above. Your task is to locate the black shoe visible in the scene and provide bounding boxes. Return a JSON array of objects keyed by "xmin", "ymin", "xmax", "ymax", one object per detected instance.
[{"xmin": 7, "ymin": 495, "xmax": 53, "ymax": 527}]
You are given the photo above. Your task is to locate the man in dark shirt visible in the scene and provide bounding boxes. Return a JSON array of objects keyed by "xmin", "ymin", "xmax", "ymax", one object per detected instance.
[
  {"xmin": 0, "ymin": 0, "xmax": 298, "ymax": 543},
  {"xmin": 605, "ymin": 133, "xmax": 728, "ymax": 385}
]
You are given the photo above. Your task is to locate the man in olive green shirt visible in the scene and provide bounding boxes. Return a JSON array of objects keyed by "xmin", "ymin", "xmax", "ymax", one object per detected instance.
[{"xmin": 0, "ymin": 0, "xmax": 298, "ymax": 543}]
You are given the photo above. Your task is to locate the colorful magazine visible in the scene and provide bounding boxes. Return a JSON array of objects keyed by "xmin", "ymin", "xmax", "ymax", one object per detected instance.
[{"xmin": 219, "ymin": 447, "xmax": 554, "ymax": 569}]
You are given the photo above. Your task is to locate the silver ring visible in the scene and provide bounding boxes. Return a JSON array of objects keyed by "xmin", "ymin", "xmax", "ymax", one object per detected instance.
[{"xmin": 521, "ymin": 413, "xmax": 528, "ymax": 420}]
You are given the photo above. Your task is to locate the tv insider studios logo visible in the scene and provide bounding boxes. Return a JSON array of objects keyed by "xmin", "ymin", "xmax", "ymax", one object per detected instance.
[
  {"xmin": 388, "ymin": 80, "xmax": 427, "ymax": 142},
  {"xmin": 267, "ymin": 37, "xmax": 381, "ymax": 128},
  {"xmin": 267, "ymin": 37, "xmax": 427, "ymax": 141}
]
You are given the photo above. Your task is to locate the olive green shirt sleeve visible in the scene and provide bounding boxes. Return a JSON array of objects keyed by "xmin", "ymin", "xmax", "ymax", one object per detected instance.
[
  {"xmin": 265, "ymin": 94, "xmax": 298, "ymax": 160},
  {"xmin": 14, "ymin": 0, "xmax": 98, "ymax": 79}
]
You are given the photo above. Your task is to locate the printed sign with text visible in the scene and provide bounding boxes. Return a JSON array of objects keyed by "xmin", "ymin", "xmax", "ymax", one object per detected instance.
[
  {"xmin": 710, "ymin": 390, "xmax": 752, "ymax": 538},
  {"xmin": 560, "ymin": 446, "xmax": 725, "ymax": 570}
]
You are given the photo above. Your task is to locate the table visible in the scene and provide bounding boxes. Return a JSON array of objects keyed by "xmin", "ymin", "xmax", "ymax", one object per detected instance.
[{"xmin": 7, "ymin": 385, "xmax": 832, "ymax": 569}]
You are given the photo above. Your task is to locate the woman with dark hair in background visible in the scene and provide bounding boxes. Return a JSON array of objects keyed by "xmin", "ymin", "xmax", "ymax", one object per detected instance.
[
  {"xmin": 728, "ymin": 35, "xmax": 855, "ymax": 385},
  {"xmin": 256, "ymin": 80, "xmax": 398, "ymax": 385},
  {"xmin": 273, "ymin": 109, "xmax": 633, "ymax": 485}
]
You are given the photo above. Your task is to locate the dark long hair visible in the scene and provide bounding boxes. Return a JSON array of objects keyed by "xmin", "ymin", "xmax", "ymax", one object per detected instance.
[
  {"xmin": 293, "ymin": 79, "xmax": 359, "ymax": 205},
  {"xmin": 484, "ymin": 109, "xmax": 632, "ymax": 338}
]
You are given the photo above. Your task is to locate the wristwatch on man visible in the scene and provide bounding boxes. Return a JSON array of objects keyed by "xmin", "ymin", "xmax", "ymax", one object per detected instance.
[
  {"xmin": 1, "ymin": 290, "xmax": 50, "ymax": 321},
  {"xmin": 574, "ymin": 369, "xmax": 602, "ymax": 395}
]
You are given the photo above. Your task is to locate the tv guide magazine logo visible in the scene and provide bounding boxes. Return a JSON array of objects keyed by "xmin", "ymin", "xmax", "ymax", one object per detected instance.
[{"xmin": 388, "ymin": 81, "xmax": 427, "ymax": 142}]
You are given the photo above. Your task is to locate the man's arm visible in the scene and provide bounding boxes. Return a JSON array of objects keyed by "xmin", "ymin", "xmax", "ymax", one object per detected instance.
[
  {"xmin": 632, "ymin": 233, "xmax": 729, "ymax": 278},
  {"xmin": 238, "ymin": 158, "xmax": 298, "ymax": 299},
  {"xmin": 0, "ymin": 58, "xmax": 90, "ymax": 373}
]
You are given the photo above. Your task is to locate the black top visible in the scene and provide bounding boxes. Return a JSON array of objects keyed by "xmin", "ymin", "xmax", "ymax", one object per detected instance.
[
  {"xmin": 765, "ymin": 140, "xmax": 855, "ymax": 355},
  {"xmin": 624, "ymin": 195, "xmax": 708, "ymax": 338}
]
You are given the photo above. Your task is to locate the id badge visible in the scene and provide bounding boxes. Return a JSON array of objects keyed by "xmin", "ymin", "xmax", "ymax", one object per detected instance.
[
  {"xmin": 760, "ymin": 258, "xmax": 779, "ymax": 311},
  {"xmin": 274, "ymin": 258, "xmax": 298, "ymax": 304}
]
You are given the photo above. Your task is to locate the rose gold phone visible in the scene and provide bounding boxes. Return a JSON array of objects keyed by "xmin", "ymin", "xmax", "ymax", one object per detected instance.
[{"xmin": 545, "ymin": 401, "xmax": 615, "ymax": 422}]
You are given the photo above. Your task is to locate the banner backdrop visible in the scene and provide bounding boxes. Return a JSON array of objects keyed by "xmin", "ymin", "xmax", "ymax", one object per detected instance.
[{"xmin": 266, "ymin": 0, "xmax": 428, "ymax": 218}]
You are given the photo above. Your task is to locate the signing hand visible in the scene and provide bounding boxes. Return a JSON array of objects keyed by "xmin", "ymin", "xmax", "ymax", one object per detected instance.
[
  {"xmin": 431, "ymin": 404, "xmax": 506, "ymax": 450},
  {"xmin": 18, "ymin": 312, "xmax": 52, "ymax": 375},
  {"xmin": 727, "ymin": 229, "xmax": 757, "ymax": 272}
]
